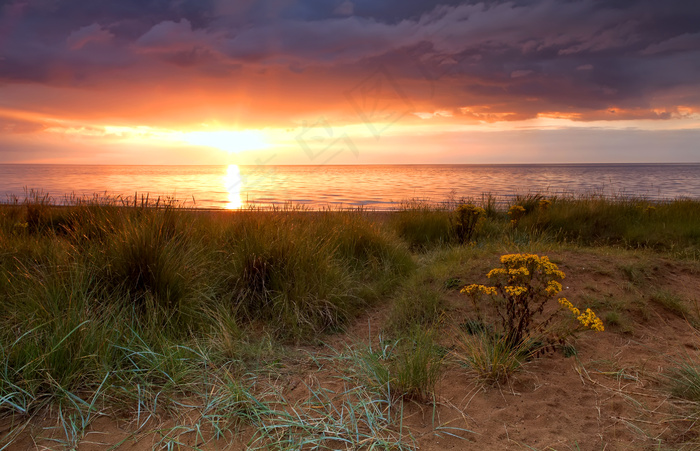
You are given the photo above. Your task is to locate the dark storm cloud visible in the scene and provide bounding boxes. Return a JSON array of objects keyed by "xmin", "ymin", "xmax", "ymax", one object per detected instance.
[{"xmin": 0, "ymin": 0, "xmax": 699, "ymax": 122}]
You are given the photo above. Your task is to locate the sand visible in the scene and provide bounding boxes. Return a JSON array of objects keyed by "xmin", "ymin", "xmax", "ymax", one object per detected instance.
[{"xmin": 4, "ymin": 250, "xmax": 700, "ymax": 450}]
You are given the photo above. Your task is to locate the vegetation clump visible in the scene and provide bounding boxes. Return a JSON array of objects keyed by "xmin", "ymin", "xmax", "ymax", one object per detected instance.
[
  {"xmin": 454, "ymin": 203, "xmax": 486, "ymax": 244},
  {"xmin": 461, "ymin": 254, "xmax": 603, "ymax": 348},
  {"xmin": 355, "ymin": 327, "xmax": 443, "ymax": 402},
  {"xmin": 507, "ymin": 205, "xmax": 526, "ymax": 226}
]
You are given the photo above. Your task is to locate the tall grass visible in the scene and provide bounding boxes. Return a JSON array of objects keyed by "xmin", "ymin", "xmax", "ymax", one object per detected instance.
[
  {"xmin": 517, "ymin": 195, "xmax": 700, "ymax": 251},
  {"xmin": 668, "ymin": 356, "xmax": 700, "ymax": 404},
  {"xmin": 387, "ymin": 201, "xmax": 455, "ymax": 249},
  {"xmin": 388, "ymin": 278, "xmax": 446, "ymax": 332},
  {"xmin": 352, "ymin": 327, "xmax": 443, "ymax": 402},
  {"xmin": 3, "ymin": 193, "xmax": 700, "ymax": 447},
  {"xmin": 0, "ymin": 198, "xmax": 415, "ymax": 447},
  {"xmin": 452, "ymin": 329, "xmax": 531, "ymax": 384},
  {"xmin": 215, "ymin": 211, "xmax": 412, "ymax": 338}
]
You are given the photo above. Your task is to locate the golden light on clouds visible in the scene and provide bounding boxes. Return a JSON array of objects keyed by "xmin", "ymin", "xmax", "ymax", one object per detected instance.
[
  {"xmin": 183, "ymin": 130, "xmax": 269, "ymax": 153},
  {"xmin": 1, "ymin": 1, "xmax": 699, "ymax": 164}
]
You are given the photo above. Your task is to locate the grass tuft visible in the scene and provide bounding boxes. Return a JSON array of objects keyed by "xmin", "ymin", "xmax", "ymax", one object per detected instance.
[
  {"xmin": 353, "ymin": 327, "xmax": 443, "ymax": 402},
  {"xmin": 452, "ymin": 329, "xmax": 531, "ymax": 384},
  {"xmin": 388, "ymin": 279, "xmax": 446, "ymax": 332},
  {"xmin": 650, "ymin": 289, "xmax": 690, "ymax": 318}
]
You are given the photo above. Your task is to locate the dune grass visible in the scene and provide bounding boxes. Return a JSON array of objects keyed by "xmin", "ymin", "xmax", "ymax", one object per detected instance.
[
  {"xmin": 350, "ymin": 326, "xmax": 444, "ymax": 403},
  {"xmin": 452, "ymin": 329, "xmax": 530, "ymax": 384},
  {"xmin": 2, "ymin": 193, "xmax": 700, "ymax": 448},
  {"xmin": 668, "ymin": 356, "xmax": 700, "ymax": 405},
  {"xmin": 387, "ymin": 203, "xmax": 455, "ymax": 249},
  {"xmin": 516, "ymin": 195, "xmax": 700, "ymax": 253},
  {"xmin": 0, "ymin": 197, "xmax": 416, "ymax": 448}
]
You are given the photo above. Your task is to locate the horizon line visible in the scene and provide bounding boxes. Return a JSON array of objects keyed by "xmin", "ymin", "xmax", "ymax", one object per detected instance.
[{"xmin": 2, "ymin": 162, "xmax": 700, "ymax": 167}]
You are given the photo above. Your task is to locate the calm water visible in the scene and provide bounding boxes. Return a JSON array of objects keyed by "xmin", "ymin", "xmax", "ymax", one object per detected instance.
[{"xmin": 1, "ymin": 164, "xmax": 699, "ymax": 209}]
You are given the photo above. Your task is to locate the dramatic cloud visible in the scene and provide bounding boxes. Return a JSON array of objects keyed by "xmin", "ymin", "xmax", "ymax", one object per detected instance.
[
  {"xmin": 0, "ymin": 0, "xmax": 698, "ymax": 163},
  {"xmin": 66, "ymin": 23, "xmax": 114, "ymax": 50}
]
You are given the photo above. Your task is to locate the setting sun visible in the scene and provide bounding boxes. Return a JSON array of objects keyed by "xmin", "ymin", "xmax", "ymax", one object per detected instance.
[
  {"xmin": 183, "ymin": 130, "xmax": 269, "ymax": 153},
  {"xmin": 223, "ymin": 164, "xmax": 243, "ymax": 209}
]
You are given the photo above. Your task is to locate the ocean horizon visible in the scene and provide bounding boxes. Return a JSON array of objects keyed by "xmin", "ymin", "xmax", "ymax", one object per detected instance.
[{"xmin": 2, "ymin": 163, "xmax": 699, "ymax": 210}]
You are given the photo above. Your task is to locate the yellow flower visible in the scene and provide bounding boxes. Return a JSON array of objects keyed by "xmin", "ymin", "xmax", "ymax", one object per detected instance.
[
  {"xmin": 504, "ymin": 285, "xmax": 527, "ymax": 297},
  {"xmin": 559, "ymin": 298, "xmax": 603, "ymax": 331},
  {"xmin": 461, "ymin": 284, "xmax": 496, "ymax": 296},
  {"xmin": 497, "ymin": 254, "xmax": 565, "ymax": 280},
  {"xmin": 576, "ymin": 308, "xmax": 604, "ymax": 332},
  {"xmin": 508, "ymin": 205, "xmax": 526, "ymax": 216},
  {"xmin": 508, "ymin": 267, "xmax": 529, "ymax": 276},
  {"xmin": 461, "ymin": 284, "xmax": 479, "ymax": 295},
  {"xmin": 456, "ymin": 204, "xmax": 485, "ymax": 216},
  {"xmin": 545, "ymin": 281, "xmax": 562, "ymax": 295},
  {"xmin": 558, "ymin": 297, "xmax": 580, "ymax": 316},
  {"xmin": 487, "ymin": 268, "xmax": 507, "ymax": 278}
]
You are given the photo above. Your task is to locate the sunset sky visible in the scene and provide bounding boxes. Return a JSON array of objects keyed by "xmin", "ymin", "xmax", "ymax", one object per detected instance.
[{"xmin": 1, "ymin": 0, "xmax": 699, "ymax": 165}]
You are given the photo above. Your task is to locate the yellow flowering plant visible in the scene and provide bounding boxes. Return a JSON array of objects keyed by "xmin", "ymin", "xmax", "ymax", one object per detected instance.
[
  {"xmin": 507, "ymin": 205, "xmax": 526, "ymax": 226},
  {"xmin": 454, "ymin": 203, "xmax": 486, "ymax": 244},
  {"xmin": 461, "ymin": 253, "xmax": 603, "ymax": 349}
]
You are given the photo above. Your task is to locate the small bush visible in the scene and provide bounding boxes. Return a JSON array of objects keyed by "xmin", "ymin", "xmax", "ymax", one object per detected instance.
[
  {"xmin": 393, "ymin": 327, "xmax": 444, "ymax": 401},
  {"xmin": 604, "ymin": 311, "xmax": 622, "ymax": 327},
  {"xmin": 221, "ymin": 215, "xmax": 352, "ymax": 338},
  {"xmin": 454, "ymin": 204, "xmax": 485, "ymax": 244},
  {"xmin": 461, "ymin": 254, "xmax": 603, "ymax": 349},
  {"xmin": 513, "ymin": 193, "xmax": 546, "ymax": 214},
  {"xmin": 507, "ymin": 205, "xmax": 526, "ymax": 227},
  {"xmin": 219, "ymin": 212, "xmax": 412, "ymax": 339}
]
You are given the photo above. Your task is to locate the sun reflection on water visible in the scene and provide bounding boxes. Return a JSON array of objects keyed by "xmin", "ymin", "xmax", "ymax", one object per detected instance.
[{"xmin": 224, "ymin": 164, "xmax": 243, "ymax": 209}]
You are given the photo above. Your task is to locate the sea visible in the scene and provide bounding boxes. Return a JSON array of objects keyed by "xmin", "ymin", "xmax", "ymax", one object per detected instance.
[{"xmin": 1, "ymin": 163, "xmax": 699, "ymax": 210}]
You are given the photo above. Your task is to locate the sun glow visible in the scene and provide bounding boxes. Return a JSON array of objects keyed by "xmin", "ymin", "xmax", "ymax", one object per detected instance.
[
  {"xmin": 184, "ymin": 130, "xmax": 269, "ymax": 153},
  {"xmin": 223, "ymin": 164, "xmax": 243, "ymax": 209}
]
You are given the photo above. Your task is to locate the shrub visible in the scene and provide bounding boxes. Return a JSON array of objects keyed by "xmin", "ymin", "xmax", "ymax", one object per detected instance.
[
  {"xmin": 219, "ymin": 212, "xmax": 412, "ymax": 339},
  {"xmin": 461, "ymin": 254, "xmax": 603, "ymax": 349},
  {"xmin": 103, "ymin": 210, "xmax": 195, "ymax": 311},
  {"xmin": 392, "ymin": 327, "xmax": 443, "ymax": 401},
  {"xmin": 454, "ymin": 204, "xmax": 486, "ymax": 244},
  {"xmin": 514, "ymin": 193, "xmax": 546, "ymax": 213},
  {"xmin": 507, "ymin": 205, "xmax": 526, "ymax": 227},
  {"xmin": 221, "ymin": 215, "xmax": 351, "ymax": 337}
]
